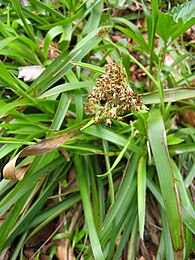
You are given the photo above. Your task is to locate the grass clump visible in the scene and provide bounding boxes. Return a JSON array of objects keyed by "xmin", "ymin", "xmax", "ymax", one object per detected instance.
[{"xmin": 0, "ymin": 0, "xmax": 194, "ymax": 259}]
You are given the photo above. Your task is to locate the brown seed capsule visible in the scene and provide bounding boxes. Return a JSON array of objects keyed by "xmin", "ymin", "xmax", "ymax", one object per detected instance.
[{"xmin": 84, "ymin": 61, "xmax": 143, "ymax": 126}]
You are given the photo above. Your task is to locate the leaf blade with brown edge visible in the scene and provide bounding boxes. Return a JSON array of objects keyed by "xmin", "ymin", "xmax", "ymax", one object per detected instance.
[{"xmin": 147, "ymin": 109, "xmax": 184, "ymax": 257}]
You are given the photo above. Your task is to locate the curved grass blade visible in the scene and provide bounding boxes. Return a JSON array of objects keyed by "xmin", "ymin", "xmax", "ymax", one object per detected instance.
[
  {"xmin": 3, "ymin": 129, "xmax": 77, "ymax": 180},
  {"xmin": 98, "ymin": 136, "xmax": 131, "ymax": 177},
  {"xmin": 112, "ymin": 17, "xmax": 148, "ymax": 52},
  {"xmin": 43, "ymin": 26, "xmax": 65, "ymax": 58}
]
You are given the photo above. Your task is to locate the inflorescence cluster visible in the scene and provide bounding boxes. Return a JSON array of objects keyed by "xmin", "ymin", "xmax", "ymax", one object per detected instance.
[{"xmin": 84, "ymin": 61, "xmax": 143, "ymax": 126}]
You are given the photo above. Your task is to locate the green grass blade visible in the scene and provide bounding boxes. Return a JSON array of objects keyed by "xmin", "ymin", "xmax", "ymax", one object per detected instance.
[
  {"xmin": 3, "ymin": 167, "xmax": 64, "ymax": 249},
  {"xmin": 184, "ymin": 227, "xmax": 193, "ymax": 259},
  {"xmin": 0, "ymin": 100, "xmax": 30, "ymax": 118},
  {"xmin": 143, "ymin": 88, "xmax": 195, "ymax": 105},
  {"xmin": 22, "ymin": 8, "xmax": 49, "ymax": 25},
  {"xmin": 87, "ymin": 157, "xmax": 101, "ymax": 230},
  {"xmin": 99, "ymin": 136, "xmax": 131, "ymax": 177},
  {"xmin": 0, "ymin": 155, "xmax": 63, "ymax": 218},
  {"xmin": 29, "ymin": 28, "xmax": 103, "ymax": 95},
  {"xmin": 181, "ymin": 207, "xmax": 195, "ymax": 235},
  {"xmin": 74, "ymin": 155, "xmax": 104, "ymax": 260},
  {"xmin": 149, "ymin": 0, "xmax": 159, "ymax": 70},
  {"xmin": 146, "ymin": 177, "xmax": 164, "ymax": 208},
  {"xmin": 171, "ymin": 159, "xmax": 195, "ymax": 218},
  {"xmin": 10, "ymin": 0, "xmax": 35, "ymax": 42},
  {"xmin": 102, "ymin": 139, "xmax": 115, "ymax": 205},
  {"xmin": 71, "ymin": 61, "xmax": 105, "ymax": 74},
  {"xmin": 156, "ymin": 233, "xmax": 165, "ymax": 260},
  {"xmin": 27, "ymin": 0, "xmax": 65, "ymax": 19},
  {"xmin": 137, "ymin": 156, "xmax": 146, "ymax": 239},
  {"xmin": 28, "ymin": 193, "xmax": 80, "ymax": 228},
  {"xmin": 82, "ymin": 0, "xmax": 103, "ymax": 35},
  {"xmin": 39, "ymin": 81, "xmax": 96, "ymax": 98},
  {"xmin": 184, "ymin": 163, "xmax": 195, "ymax": 188},
  {"xmin": 0, "ymin": 21, "xmax": 18, "ymax": 37},
  {"xmin": 127, "ymin": 216, "xmax": 138, "ymax": 260},
  {"xmin": 114, "ymin": 213, "xmax": 136, "ymax": 260},
  {"xmin": 112, "ymin": 17, "xmax": 149, "ymax": 52},
  {"xmin": 0, "ymin": 36, "xmax": 17, "ymax": 49},
  {"xmin": 160, "ymin": 207, "xmax": 175, "ymax": 260},
  {"xmin": 83, "ymin": 125, "xmax": 144, "ymax": 155},
  {"xmin": 43, "ymin": 26, "xmax": 65, "ymax": 58},
  {"xmin": 0, "ymin": 62, "xmax": 44, "ymax": 111},
  {"xmin": 10, "ymin": 232, "xmax": 27, "ymax": 260},
  {"xmin": 0, "ymin": 191, "xmax": 31, "ymax": 251},
  {"xmin": 147, "ymin": 109, "xmax": 184, "ymax": 253},
  {"xmin": 169, "ymin": 143, "xmax": 195, "ymax": 156},
  {"xmin": 99, "ymin": 155, "xmax": 138, "ymax": 241},
  {"xmin": 37, "ymin": 7, "xmax": 84, "ymax": 30},
  {"xmin": 48, "ymin": 93, "xmax": 72, "ymax": 134}
]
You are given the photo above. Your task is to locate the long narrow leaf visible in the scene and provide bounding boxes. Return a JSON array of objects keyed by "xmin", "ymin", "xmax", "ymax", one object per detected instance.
[
  {"xmin": 29, "ymin": 28, "xmax": 105, "ymax": 95},
  {"xmin": 137, "ymin": 156, "xmax": 146, "ymax": 239},
  {"xmin": 147, "ymin": 109, "xmax": 184, "ymax": 254},
  {"xmin": 74, "ymin": 155, "xmax": 104, "ymax": 260}
]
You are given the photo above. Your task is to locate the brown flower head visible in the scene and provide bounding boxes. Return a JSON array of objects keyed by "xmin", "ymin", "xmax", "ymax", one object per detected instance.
[{"xmin": 84, "ymin": 61, "xmax": 143, "ymax": 125}]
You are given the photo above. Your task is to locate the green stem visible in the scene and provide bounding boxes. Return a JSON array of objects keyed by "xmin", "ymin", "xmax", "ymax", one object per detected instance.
[
  {"xmin": 128, "ymin": 52, "xmax": 159, "ymax": 88},
  {"xmin": 102, "ymin": 139, "xmax": 115, "ymax": 205}
]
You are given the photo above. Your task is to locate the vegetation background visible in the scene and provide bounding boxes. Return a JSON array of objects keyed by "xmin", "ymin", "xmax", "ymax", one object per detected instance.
[{"xmin": 0, "ymin": 0, "xmax": 194, "ymax": 259}]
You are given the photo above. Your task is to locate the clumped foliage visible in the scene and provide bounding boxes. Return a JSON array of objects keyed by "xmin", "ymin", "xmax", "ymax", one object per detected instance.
[{"xmin": 0, "ymin": 0, "xmax": 194, "ymax": 259}]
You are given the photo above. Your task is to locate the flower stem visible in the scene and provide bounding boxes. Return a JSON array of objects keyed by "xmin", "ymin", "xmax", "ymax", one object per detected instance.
[{"xmin": 102, "ymin": 139, "xmax": 115, "ymax": 205}]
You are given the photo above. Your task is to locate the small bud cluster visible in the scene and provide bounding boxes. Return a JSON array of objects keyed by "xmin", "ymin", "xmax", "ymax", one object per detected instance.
[
  {"xmin": 84, "ymin": 61, "xmax": 143, "ymax": 126},
  {"xmin": 96, "ymin": 28, "xmax": 109, "ymax": 38}
]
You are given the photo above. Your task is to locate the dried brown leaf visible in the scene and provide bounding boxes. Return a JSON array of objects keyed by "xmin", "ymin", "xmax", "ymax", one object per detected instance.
[
  {"xmin": 55, "ymin": 204, "xmax": 81, "ymax": 260},
  {"xmin": 3, "ymin": 129, "xmax": 78, "ymax": 181},
  {"xmin": 0, "ymin": 210, "xmax": 11, "ymax": 225},
  {"xmin": 39, "ymin": 41, "xmax": 61, "ymax": 60},
  {"xmin": 182, "ymin": 110, "xmax": 195, "ymax": 127}
]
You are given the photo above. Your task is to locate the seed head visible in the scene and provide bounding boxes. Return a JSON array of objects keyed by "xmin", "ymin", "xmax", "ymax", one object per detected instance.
[{"xmin": 84, "ymin": 61, "xmax": 143, "ymax": 126}]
